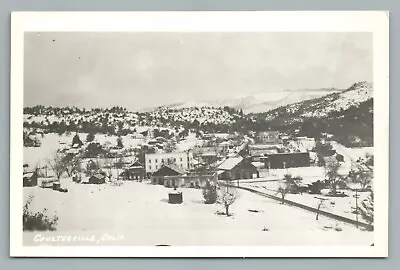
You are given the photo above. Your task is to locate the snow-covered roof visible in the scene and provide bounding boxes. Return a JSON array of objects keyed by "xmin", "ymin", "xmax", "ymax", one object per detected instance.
[
  {"xmin": 160, "ymin": 164, "xmax": 187, "ymax": 175},
  {"xmin": 217, "ymin": 156, "xmax": 243, "ymax": 171},
  {"xmin": 251, "ymin": 162, "xmax": 264, "ymax": 168},
  {"xmin": 23, "ymin": 172, "xmax": 35, "ymax": 178}
]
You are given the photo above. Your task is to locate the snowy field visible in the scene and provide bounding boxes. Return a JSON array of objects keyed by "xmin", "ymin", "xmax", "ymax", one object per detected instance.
[{"xmin": 23, "ymin": 181, "xmax": 372, "ymax": 246}]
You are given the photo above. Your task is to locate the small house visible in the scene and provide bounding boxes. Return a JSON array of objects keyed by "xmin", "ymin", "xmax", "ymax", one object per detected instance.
[
  {"xmin": 152, "ymin": 164, "xmax": 187, "ymax": 185},
  {"xmin": 23, "ymin": 171, "xmax": 38, "ymax": 187},
  {"xmin": 217, "ymin": 156, "xmax": 259, "ymax": 180},
  {"xmin": 121, "ymin": 161, "xmax": 146, "ymax": 180}
]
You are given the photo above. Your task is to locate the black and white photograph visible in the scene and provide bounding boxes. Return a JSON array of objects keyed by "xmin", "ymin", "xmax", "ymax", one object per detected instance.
[{"xmin": 10, "ymin": 12, "xmax": 389, "ymax": 257}]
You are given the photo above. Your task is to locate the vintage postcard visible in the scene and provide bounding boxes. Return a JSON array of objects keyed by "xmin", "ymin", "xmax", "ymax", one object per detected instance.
[{"xmin": 10, "ymin": 11, "xmax": 389, "ymax": 257}]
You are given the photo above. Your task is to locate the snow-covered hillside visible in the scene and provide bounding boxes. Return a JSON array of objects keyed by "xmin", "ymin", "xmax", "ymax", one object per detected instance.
[
  {"xmin": 302, "ymin": 82, "xmax": 373, "ymax": 118},
  {"xmin": 264, "ymin": 81, "xmax": 373, "ymax": 121},
  {"xmin": 153, "ymin": 88, "xmax": 341, "ymax": 114}
]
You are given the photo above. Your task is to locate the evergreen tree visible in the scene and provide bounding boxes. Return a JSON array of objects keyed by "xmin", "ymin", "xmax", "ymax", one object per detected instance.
[
  {"xmin": 202, "ymin": 181, "xmax": 218, "ymax": 204},
  {"xmin": 117, "ymin": 137, "xmax": 124, "ymax": 148},
  {"xmin": 72, "ymin": 133, "xmax": 83, "ymax": 146},
  {"xmin": 359, "ymin": 190, "xmax": 374, "ymax": 227}
]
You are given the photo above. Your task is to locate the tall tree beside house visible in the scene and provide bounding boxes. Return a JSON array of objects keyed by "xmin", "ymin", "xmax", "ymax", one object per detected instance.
[{"xmin": 164, "ymin": 139, "xmax": 177, "ymax": 153}]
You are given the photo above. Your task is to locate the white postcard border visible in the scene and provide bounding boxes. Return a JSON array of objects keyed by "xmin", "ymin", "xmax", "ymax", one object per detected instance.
[{"xmin": 10, "ymin": 11, "xmax": 389, "ymax": 257}]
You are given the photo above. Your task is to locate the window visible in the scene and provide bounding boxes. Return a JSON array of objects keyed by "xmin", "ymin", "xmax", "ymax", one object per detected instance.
[
  {"xmin": 156, "ymin": 165, "xmax": 158, "ymax": 170},
  {"xmin": 149, "ymin": 165, "xmax": 151, "ymax": 170},
  {"xmin": 180, "ymin": 158, "xmax": 183, "ymax": 162},
  {"xmin": 174, "ymin": 158, "xmax": 176, "ymax": 162},
  {"xmin": 155, "ymin": 159, "xmax": 158, "ymax": 163},
  {"xmin": 148, "ymin": 159, "xmax": 151, "ymax": 163}
]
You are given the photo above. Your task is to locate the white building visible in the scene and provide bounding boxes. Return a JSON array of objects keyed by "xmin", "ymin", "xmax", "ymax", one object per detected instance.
[{"xmin": 145, "ymin": 151, "xmax": 194, "ymax": 173}]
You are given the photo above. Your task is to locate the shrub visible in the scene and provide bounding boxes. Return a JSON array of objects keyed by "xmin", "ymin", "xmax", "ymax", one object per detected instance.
[
  {"xmin": 202, "ymin": 181, "xmax": 218, "ymax": 204},
  {"xmin": 23, "ymin": 196, "xmax": 58, "ymax": 231}
]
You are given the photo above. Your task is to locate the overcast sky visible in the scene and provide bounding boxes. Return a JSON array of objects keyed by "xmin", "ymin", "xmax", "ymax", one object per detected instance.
[{"xmin": 24, "ymin": 32, "xmax": 372, "ymax": 110}]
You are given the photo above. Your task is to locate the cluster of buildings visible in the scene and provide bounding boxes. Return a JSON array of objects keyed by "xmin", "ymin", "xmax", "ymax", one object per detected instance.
[
  {"xmin": 119, "ymin": 131, "xmax": 320, "ymax": 189},
  {"xmin": 23, "ymin": 129, "xmax": 330, "ymax": 190}
]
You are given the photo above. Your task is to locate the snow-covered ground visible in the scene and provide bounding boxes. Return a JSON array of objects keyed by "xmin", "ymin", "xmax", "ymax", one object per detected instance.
[
  {"xmin": 241, "ymin": 180, "xmax": 371, "ymax": 223},
  {"xmin": 23, "ymin": 181, "xmax": 372, "ymax": 246}
]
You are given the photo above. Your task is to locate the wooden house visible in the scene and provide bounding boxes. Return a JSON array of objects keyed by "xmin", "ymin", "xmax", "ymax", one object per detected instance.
[
  {"xmin": 151, "ymin": 164, "xmax": 187, "ymax": 185},
  {"xmin": 217, "ymin": 156, "xmax": 259, "ymax": 180},
  {"xmin": 121, "ymin": 161, "xmax": 146, "ymax": 180}
]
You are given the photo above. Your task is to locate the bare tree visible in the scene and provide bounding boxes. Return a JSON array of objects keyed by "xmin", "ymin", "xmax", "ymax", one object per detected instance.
[
  {"xmin": 276, "ymin": 184, "xmax": 289, "ymax": 204},
  {"xmin": 47, "ymin": 152, "xmax": 66, "ymax": 180},
  {"xmin": 220, "ymin": 183, "xmax": 238, "ymax": 216},
  {"xmin": 325, "ymin": 160, "xmax": 344, "ymax": 195},
  {"xmin": 349, "ymin": 154, "xmax": 373, "ymax": 191},
  {"xmin": 64, "ymin": 155, "xmax": 82, "ymax": 177}
]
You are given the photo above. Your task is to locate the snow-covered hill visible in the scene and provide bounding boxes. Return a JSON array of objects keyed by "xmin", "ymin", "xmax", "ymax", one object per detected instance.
[
  {"xmin": 264, "ymin": 81, "xmax": 373, "ymax": 121},
  {"xmin": 151, "ymin": 88, "xmax": 341, "ymax": 114}
]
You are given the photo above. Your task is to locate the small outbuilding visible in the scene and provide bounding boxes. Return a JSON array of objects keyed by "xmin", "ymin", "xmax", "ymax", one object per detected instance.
[{"xmin": 23, "ymin": 171, "xmax": 38, "ymax": 187}]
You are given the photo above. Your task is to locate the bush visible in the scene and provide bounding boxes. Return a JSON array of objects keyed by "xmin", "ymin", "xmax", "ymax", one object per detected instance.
[
  {"xmin": 202, "ymin": 181, "xmax": 218, "ymax": 204},
  {"xmin": 23, "ymin": 196, "xmax": 58, "ymax": 231}
]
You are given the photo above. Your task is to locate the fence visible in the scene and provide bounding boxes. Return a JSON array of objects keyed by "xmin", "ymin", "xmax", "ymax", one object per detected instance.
[{"xmin": 220, "ymin": 182, "xmax": 374, "ymax": 231}]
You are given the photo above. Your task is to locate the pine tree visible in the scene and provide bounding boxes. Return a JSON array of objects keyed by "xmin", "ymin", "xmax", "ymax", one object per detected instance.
[
  {"xmin": 117, "ymin": 137, "xmax": 124, "ymax": 148},
  {"xmin": 72, "ymin": 133, "xmax": 83, "ymax": 147},
  {"xmin": 359, "ymin": 190, "xmax": 374, "ymax": 226},
  {"xmin": 202, "ymin": 181, "xmax": 218, "ymax": 204}
]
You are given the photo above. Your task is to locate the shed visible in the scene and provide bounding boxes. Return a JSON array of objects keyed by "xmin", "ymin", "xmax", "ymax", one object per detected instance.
[{"xmin": 23, "ymin": 171, "xmax": 38, "ymax": 187}]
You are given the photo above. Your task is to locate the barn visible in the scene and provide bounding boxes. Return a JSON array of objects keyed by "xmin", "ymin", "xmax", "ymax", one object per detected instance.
[
  {"xmin": 260, "ymin": 152, "xmax": 310, "ymax": 169},
  {"xmin": 217, "ymin": 156, "xmax": 259, "ymax": 180}
]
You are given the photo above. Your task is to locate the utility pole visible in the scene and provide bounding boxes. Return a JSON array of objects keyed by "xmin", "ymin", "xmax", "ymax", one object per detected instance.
[{"xmin": 355, "ymin": 189, "xmax": 360, "ymax": 228}]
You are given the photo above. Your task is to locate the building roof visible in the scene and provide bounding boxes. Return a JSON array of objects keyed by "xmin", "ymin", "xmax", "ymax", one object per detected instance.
[
  {"xmin": 153, "ymin": 164, "xmax": 187, "ymax": 176},
  {"xmin": 129, "ymin": 161, "xmax": 144, "ymax": 169},
  {"xmin": 23, "ymin": 172, "xmax": 35, "ymax": 178},
  {"xmin": 217, "ymin": 156, "xmax": 243, "ymax": 171},
  {"xmin": 91, "ymin": 173, "xmax": 106, "ymax": 179}
]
